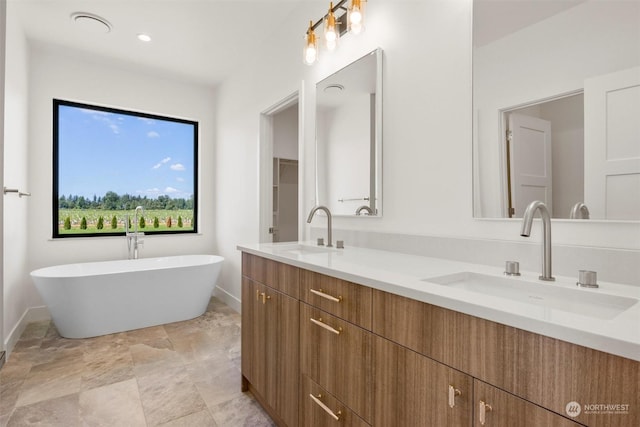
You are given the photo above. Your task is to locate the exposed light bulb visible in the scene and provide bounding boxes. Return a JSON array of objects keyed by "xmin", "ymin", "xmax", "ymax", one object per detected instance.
[
  {"xmin": 324, "ymin": 2, "xmax": 339, "ymax": 51},
  {"xmin": 348, "ymin": 0, "xmax": 366, "ymax": 34},
  {"xmin": 303, "ymin": 20, "xmax": 318, "ymax": 65}
]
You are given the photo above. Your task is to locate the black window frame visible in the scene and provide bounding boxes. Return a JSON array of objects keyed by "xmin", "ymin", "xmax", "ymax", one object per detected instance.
[{"xmin": 52, "ymin": 99, "xmax": 199, "ymax": 238}]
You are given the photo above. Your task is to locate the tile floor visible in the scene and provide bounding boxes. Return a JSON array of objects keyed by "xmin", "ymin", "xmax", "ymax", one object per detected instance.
[{"xmin": 0, "ymin": 298, "xmax": 274, "ymax": 426}]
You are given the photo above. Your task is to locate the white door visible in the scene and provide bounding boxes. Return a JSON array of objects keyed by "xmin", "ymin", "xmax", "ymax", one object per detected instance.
[
  {"xmin": 584, "ymin": 67, "xmax": 640, "ymax": 220},
  {"xmin": 508, "ymin": 113, "xmax": 553, "ymax": 217}
]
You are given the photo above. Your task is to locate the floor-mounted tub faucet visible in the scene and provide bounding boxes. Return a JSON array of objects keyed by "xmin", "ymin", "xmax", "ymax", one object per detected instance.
[
  {"xmin": 520, "ymin": 200, "xmax": 555, "ymax": 281},
  {"xmin": 125, "ymin": 206, "xmax": 145, "ymax": 259},
  {"xmin": 307, "ymin": 205, "xmax": 333, "ymax": 247}
]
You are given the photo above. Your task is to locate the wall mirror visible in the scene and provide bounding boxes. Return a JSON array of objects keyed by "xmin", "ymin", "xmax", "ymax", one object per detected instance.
[
  {"xmin": 473, "ymin": 0, "xmax": 639, "ymax": 220},
  {"xmin": 315, "ymin": 48, "xmax": 382, "ymax": 217}
]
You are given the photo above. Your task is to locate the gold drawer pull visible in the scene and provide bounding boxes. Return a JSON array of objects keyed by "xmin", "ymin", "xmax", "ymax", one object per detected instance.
[
  {"xmin": 310, "ymin": 317, "xmax": 342, "ymax": 335},
  {"xmin": 310, "ymin": 288, "xmax": 342, "ymax": 303},
  {"xmin": 309, "ymin": 393, "xmax": 341, "ymax": 421},
  {"xmin": 256, "ymin": 289, "xmax": 260, "ymax": 301},
  {"xmin": 448, "ymin": 385, "xmax": 461, "ymax": 408},
  {"xmin": 479, "ymin": 400, "xmax": 492, "ymax": 425}
]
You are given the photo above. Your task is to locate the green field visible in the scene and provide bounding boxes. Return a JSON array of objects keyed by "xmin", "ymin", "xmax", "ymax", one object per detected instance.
[{"xmin": 58, "ymin": 209, "xmax": 194, "ymax": 234}]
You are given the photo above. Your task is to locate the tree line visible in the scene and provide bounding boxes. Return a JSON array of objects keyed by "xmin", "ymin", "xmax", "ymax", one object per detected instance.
[{"xmin": 58, "ymin": 191, "xmax": 194, "ymax": 210}]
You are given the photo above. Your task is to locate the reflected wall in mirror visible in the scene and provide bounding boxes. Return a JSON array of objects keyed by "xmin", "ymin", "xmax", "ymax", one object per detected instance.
[
  {"xmin": 473, "ymin": 0, "xmax": 640, "ymax": 220},
  {"xmin": 316, "ymin": 48, "xmax": 382, "ymax": 217}
]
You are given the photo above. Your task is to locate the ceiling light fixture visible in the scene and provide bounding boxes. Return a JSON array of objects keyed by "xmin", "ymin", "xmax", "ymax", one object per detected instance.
[
  {"xmin": 137, "ymin": 33, "xmax": 152, "ymax": 42},
  {"xmin": 303, "ymin": 0, "xmax": 366, "ymax": 65},
  {"xmin": 70, "ymin": 12, "xmax": 112, "ymax": 34},
  {"xmin": 324, "ymin": 2, "xmax": 340, "ymax": 51}
]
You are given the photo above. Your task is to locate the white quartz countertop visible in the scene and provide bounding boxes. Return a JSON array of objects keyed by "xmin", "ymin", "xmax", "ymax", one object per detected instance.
[{"xmin": 237, "ymin": 241, "xmax": 640, "ymax": 362}]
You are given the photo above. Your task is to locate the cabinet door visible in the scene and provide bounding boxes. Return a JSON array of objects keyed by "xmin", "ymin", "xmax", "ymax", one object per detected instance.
[
  {"xmin": 300, "ymin": 303, "xmax": 372, "ymax": 423},
  {"xmin": 241, "ymin": 277, "xmax": 299, "ymax": 427},
  {"xmin": 263, "ymin": 286, "xmax": 299, "ymax": 427},
  {"xmin": 473, "ymin": 380, "xmax": 583, "ymax": 427},
  {"xmin": 241, "ymin": 277, "xmax": 267, "ymax": 392},
  {"xmin": 373, "ymin": 336, "xmax": 473, "ymax": 427}
]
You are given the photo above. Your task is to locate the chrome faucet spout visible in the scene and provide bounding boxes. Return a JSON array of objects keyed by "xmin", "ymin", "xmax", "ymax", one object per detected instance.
[
  {"xmin": 569, "ymin": 202, "xmax": 590, "ymax": 219},
  {"xmin": 125, "ymin": 206, "xmax": 145, "ymax": 260},
  {"xmin": 307, "ymin": 205, "xmax": 333, "ymax": 247},
  {"xmin": 520, "ymin": 200, "xmax": 554, "ymax": 281}
]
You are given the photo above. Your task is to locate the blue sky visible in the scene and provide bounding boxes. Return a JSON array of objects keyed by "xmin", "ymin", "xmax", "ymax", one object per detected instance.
[{"xmin": 58, "ymin": 104, "xmax": 195, "ymax": 200}]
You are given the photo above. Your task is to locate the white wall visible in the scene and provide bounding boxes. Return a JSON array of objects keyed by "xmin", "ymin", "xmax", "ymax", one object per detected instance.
[
  {"xmin": 3, "ymin": 3, "xmax": 33, "ymax": 347},
  {"xmin": 216, "ymin": 0, "xmax": 639, "ymax": 305}
]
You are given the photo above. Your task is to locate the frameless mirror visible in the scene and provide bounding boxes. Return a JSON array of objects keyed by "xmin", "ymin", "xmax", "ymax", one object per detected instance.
[
  {"xmin": 473, "ymin": 0, "xmax": 640, "ymax": 220},
  {"xmin": 315, "ymin": 48, "xmax": 382, "ymax": 217}
]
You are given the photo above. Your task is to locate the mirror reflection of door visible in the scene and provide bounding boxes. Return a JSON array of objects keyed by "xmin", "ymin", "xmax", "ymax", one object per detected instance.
[
  {"xmin": 271, "ymin": 103, "xmax": 299, "ymax": 243},
  {"xmin": 503, "ymin": 93, "xmax": 585, "ymax": 218},
  {"xmin": 507, "ymin": 113, "xmax": 552, "ymax": 217},
  {"xmin": 584, "ymin": 67, "xmax": 640, "ymax": 220}
]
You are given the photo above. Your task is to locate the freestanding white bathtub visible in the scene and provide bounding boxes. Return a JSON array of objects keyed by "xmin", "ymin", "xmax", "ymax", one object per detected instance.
[{"xmin": 30, "ymin": 255, "xmax": 224, "ymax": 339}]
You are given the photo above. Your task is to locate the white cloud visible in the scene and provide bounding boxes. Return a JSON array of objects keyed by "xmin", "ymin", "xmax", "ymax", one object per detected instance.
[
  {"xmin": 170, "ymin": 163, "xmax": 185, "ymax": 171},
  {"xmin": 137, "ymin": 117, "xmax": 156, "ymax": 125},
  {"xmin": 147, "ymin": 131, "xmax": 160, "ymax": 138},
  {"xmin": 164, "ymin": 187, "xmax": 178, "ymax": 193},
  {"xmin": 152, "ymin": 157, "xmax": 172, "ymax": 170}
]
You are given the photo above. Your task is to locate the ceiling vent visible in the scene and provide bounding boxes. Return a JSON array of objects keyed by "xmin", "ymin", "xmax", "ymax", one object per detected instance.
[{"xmin": 70, "ymin": 12, "xmax": 112, "ymax": 34}]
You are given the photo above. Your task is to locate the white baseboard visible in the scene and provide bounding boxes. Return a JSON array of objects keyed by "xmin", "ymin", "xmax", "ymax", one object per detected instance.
[
  {"xmin": 4, "ymin": 306, "xmax": 51, "ymax": 358},
  {"xmin": 213, "ymin": 286, "xmax": 241, "ymax": 313}
]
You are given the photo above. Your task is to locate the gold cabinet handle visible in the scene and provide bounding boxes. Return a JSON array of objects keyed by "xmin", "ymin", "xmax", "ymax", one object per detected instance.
[
  {"xmin": 479, "ymin": 400, "xmax": 492, "ymax": 425},
  {"xmin": 261, "ymin": 292, "xmax": 271, "ymax": 304},
  {"xmin": 448, "ymin": 385, "xmax": 461, "ymax": 408},
  {"xmin": 309, "ymin": 394, "xmax": 341, "ymax": 421},
  {"xmin": 256, "ymin": 289, "xmax": 260, "ymax": 301},
  {"xmin": 310, "ymin": 288, "xmax": 342, "ymax": 303},
  {"xmin": 310, "ymin": 317, "xmax": 342, "ymax": 335}
]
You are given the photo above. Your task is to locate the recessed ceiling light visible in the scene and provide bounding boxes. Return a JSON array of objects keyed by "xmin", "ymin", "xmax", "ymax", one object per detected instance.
[
  {"xmin": 137, "ymin": 33, "xmax": 152, "ymax": 42},
  {"xmin": 70, "ymin": 12, "xmax": 112, "ymax": 34},
  {"xmin": 324, "ymin": 84, "xmax": 345, "ymax": 93}
]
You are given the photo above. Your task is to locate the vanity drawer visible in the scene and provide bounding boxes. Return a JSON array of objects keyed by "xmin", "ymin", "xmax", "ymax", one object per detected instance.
[
  {"xmin": 300, "ymin": 375, "xmax": 371, "ymax": 427},
  {"xmin": 301, "ymin": 269, "xmax": 372, "ymax": 329},
  {"xmin": 300, "ymin": 303, "xmax": 372, "ymax": 423},
  {"xmin": 242, "ymin": 253, "xmax": 300, "ymax": 298}
]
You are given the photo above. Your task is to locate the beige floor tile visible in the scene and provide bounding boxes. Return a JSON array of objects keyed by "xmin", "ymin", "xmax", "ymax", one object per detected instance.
[
  {"xmin": 81, "ymin": 348, "xmax": 135, "ymax": 390},
  {"xmin": 187, "ymin": 357, "xmax": 244, "ymax": 408},
  {"xmin": 130, "ymin": 338, "xmax": 183, "ymax": 378},
  {"xmin": 7, "ymin": 393, "xmax": 81, "ymax": 427},
  {"xmin": 15, "ymin": 371, "xmax": 82, "ymax": 408},
  {"xmin": 0, "ymin": 380, "xmax": 22, "ymax": 417},
  {"xmin": 79, "ymin": 378, "xmax": 146, "ymax": 426},
  {"xmin": 157, "ymin": 409, "xmax": 217, "ymax": 427},
  {"xmin": 137, "ymin": 365, "xmax": 208, "ymax": 426},
  {"xmin": 209, "ymin": 393, "xmax": 275, "ymax": 427}
]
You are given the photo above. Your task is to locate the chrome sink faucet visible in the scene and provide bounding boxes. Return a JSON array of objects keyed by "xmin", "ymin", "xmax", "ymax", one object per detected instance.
[
  {"xmin": 569, "ymin": 202, "xmax": 590, "ymax": 219},
  {"xmin": 307, "ymin": 205, "xmax": 333, "ymax": 247},
  {"xmin": 355, "ymin": 205, "xmax": 374, "ymax": 216},
  {"xmin": 520, "ymin": 201, "xmax": 555, "ymax": 281},
  {"xmin": 125, "ymin": 206, "xmax": 145, "ymax": 259}
]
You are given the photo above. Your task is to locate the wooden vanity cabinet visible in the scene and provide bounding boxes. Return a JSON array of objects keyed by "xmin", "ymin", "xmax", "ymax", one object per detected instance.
[
  {"xmin": 372, "ymin": 289, "xmax": 639, "ymax": 427},
  {"xmin": 241, "ymin": 255, "xmax": 300, "ymax": 427},
  {"xmin": 241, "ymin": 253, "xmax": 638, "ymax": 427},
  {"xmin": 373, "ymin": 336, "xmax": 473, "ymax": 427}
]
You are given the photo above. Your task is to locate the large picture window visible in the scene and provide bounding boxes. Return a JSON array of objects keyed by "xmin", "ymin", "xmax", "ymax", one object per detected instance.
[{"xmin": 53, "ymin": 99, "xmax": 198, "ymax": 238}]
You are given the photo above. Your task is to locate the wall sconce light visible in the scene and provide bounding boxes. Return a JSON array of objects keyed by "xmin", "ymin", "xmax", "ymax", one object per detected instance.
[
  {"xmin": 304, "ymin": 20, "xmax": 319, "ymax": 65},
  {"xmin": 303, "ymin": 0, "xmax": 366, "ymax": 65}
]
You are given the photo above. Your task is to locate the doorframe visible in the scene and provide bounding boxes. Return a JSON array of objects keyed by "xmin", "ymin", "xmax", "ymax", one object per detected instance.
[
  {"xmin": 258, "ymin": 89, "xmax": 303, "ymax": 243},
  {"xmin": 498, "ymin": 89, "xmax": 582, "ymax": 217}
]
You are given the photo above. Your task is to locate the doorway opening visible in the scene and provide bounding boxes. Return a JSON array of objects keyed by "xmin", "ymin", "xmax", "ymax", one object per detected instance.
[
  {"xmin": 259, "ymin": 93, "xmax": 300, "ymax": 243},
  {"xmin": 501, "ymin": 91, "xmax": 584, "ymax": 218}
]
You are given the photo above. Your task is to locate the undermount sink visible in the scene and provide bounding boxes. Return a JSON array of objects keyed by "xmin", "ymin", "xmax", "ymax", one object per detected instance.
[
  {"xmin": 423, "ymin": 272, "xmax": 638, "ymax": 320},
  {"xmin": 272, "ymin": 243, "xmax": 336, "ymax": 256}
]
